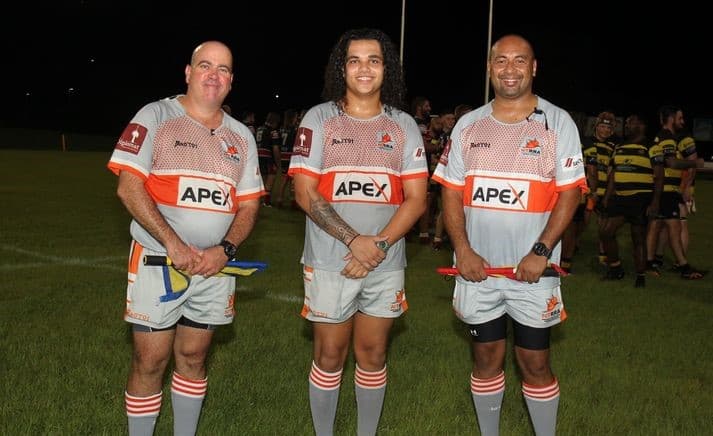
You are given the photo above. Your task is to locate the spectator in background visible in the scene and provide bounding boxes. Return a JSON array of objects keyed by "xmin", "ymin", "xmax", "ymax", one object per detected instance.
[
  {"xmin": 255, "ymin": 111, "xmax": 282, "ymax": 207},
  {"xmin": 410, "ymin": 95, "xmax": 434, "ymax": 244},
  {"xmin": 433, "ymin": 34, "xmax": 585, "ymax": 436},
  {"xmin": 275, "ymin": 108, "xmax": 299, "ymax": 208},
  {"xmin": 410, "ymin": 96, "xmax": 432, "ymax": 129},
  {"xmin": 677, "ymin": 128, "xmax": 698, "ymax": 254},
  {"xmin": 599, "ymin": 113, "xmax": 661, "ymax": 287},
  {"xmin": 432, "ymin": 110, "xmax": 456, "ymax": 251},
  {"xmin": 454, "ymin": 103, "xmax": 474, "ymax": 120},
  {"xmin": 646, "ymin": 105, "xmax": 706, "ymax": 279},
  {"xmin": 239, "ymin": 109, "xmax": 256, "ymax": 136},
  {"xmin": 419, "ymin": 114, "xmax": 444, "ymax": 245},
  {"xmin": 654, "ymin": 113, "xmax": 699, "ymax": 267},
  {"xmin": 587, "ymin": 111, "xmax": 618, "ymax": 266},
  {"xmin": 560, "ymin": 117, "xmax": 596, "ymax": 273},
  {"xmin": 107, "ymin": 41, "xmax": 263, "ymax": 435},
  {"xmin": 288, "ymin": 28, "xmax": 428, "ymax": 436}
]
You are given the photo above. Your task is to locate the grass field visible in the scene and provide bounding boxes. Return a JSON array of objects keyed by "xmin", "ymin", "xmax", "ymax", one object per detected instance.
[{"xmin": 1, "ymin": 150, "xmax": 712, "ymax": 435}]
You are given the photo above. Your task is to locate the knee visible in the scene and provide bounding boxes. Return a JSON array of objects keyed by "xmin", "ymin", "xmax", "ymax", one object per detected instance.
[
  {"xmin": 175, "ymin": 346, "xmax": 208, "ymax": 367},
  {"xmin": 518, "ymin": 359, "xmax": 553, "ymax": 384},
  {"xmin": 353, "ymin": 339, "xmax": 388, "ymax": 368},
  {"xmin": 315, "ymin": 345, "xmax": 349, "ymax": 372},
  {"xmin": 131, "ymin": 349, "xmax": 170, "ymax": 377},
  {"xmin": 470, "ymin": 339, "xmax": 507, "ymax": 374}
]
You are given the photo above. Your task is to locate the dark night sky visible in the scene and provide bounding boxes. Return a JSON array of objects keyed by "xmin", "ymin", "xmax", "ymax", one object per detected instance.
[{"xmin": 3, "ymin": 0, "xmax": 710, "ymax": 137}]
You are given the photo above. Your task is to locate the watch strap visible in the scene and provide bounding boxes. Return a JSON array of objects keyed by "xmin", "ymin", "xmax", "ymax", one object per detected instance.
[{"xmin": 220, "ymin": 239, "xmax": 237, "ymax": 259}]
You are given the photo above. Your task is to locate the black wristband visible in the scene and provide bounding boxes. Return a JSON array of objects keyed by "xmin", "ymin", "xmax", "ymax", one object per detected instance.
[{"xmin": 346, "ymin": 234, "xmax": 360, "ymax": 248}]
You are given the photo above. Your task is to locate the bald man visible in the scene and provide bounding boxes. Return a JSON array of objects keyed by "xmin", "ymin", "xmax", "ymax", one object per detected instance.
[{"xmin": 108, "ymin": 41, "xmax": 264, "ymax": 435}]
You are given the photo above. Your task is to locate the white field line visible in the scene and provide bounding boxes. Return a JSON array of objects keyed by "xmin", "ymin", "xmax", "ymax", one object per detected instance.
[
  {"xmin": 0, "ymin": 243, "xmax": 300, "ymax": 303},
  {"xmin": 0, "ymin": 243, "xmax": 125, "ymax": 272}
]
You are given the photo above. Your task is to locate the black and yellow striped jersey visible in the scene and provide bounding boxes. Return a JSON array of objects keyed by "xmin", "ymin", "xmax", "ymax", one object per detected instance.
[
  {"xmin": 583, "ymin": 135, "xmax": 616, "ymax": 196},
  {"xmin": 610, "ymin": 141, "xmax": 656, "ymax": 196},
  {"xmin": 678, "ymin": 132, "xmax": 697, "ymax": 194},
  {"xmin": 580, "ymin": 140, "xmax": 597, "ymax": 204},
  {"xmin": 650, "ymin": 129, "xmax": 697, "ymax": 193}
]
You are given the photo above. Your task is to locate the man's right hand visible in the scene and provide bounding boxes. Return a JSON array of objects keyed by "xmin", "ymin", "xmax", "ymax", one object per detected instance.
[
  {"xmin": 454, "ymin": 248, "xmax": 489, "ymax": 283},
  {"xmin": 346, "ymin": 235, "xmax": 386, "ymax": 270},
  {"xmin": 167, "ymin": 244, "xmax": 203, "ymax": 275}
]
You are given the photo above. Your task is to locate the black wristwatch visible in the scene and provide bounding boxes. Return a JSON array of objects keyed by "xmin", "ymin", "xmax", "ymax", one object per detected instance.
[
  {"xmin": 219, "ymin": 239, "xmax": 237, "ymax": 260},
  {"xmin": 531, "ymin": 242, "xmax": 552, "ymax": 259}
]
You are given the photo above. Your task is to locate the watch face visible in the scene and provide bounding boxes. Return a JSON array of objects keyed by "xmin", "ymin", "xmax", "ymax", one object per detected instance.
[
  {"xmin": 221, "ymin": 241, "xmax": 237, "ymax": 258},
  {"xmin": 376, "ymin": 240, "xmax": 390, "ymax": 252},
  {"xmin": 533, "ymin": 242, "xmax": 550, "ymax": 257}
]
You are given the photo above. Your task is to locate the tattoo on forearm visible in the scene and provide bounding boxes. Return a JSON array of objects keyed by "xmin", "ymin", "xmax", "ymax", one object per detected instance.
[{"xmin": 309, "ymin": 195, "xmax": 358, "ymax": 245}]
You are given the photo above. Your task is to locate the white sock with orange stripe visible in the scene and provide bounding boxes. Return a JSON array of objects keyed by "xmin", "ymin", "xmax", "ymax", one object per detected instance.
[
  {"xmin": 308, "ymin": 361, "xmax": 342, "ymax": 436},
  {"xmin": 171, "ymin": 371, "xmax": 208, "ymax": 436},
  {"xmin": 470, "ymin": 371, "xmax": 505, "ymax": 436},
  {"xmin": 355, "ymin": 364, "xmax": 387, "ymax": 436},
  {"xmin": 522, "ymin": 378, "xmax": 560, "ymax": 436},
  {"xmin": 125, "ymin": 391, "xmax": 161, "ymax": 436}
]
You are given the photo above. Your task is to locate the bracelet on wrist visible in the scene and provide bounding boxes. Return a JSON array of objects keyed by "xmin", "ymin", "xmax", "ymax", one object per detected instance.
[{"xmin": 346, "ymin": 234, "xmax": 360, "ymax": 248}]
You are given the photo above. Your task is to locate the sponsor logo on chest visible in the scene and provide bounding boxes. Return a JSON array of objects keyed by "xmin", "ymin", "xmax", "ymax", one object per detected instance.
[
  {"xmin": 177, "ymin": 177, "xmax": 233, "ymax": 211},
  {"xmin": 519, "ymin": 137, "xmax": 542, "ymax": 157},
  {"xmin": 333, "ymin": 173, "xmax": 391, "ymax": 203},
  {"xmin": 222, "ymin": 140, "xmax": 241, "ymax": 163},
  {"xmin": 377, "ymin": 131, "xmax": 396, "ymax": 151},
  {"xmin": 471, "ymin": 179, "xmax": 528, "ymax": 210}
]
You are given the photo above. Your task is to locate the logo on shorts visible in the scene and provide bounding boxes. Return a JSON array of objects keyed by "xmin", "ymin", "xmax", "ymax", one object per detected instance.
[
  {"xmin": 541, "ymin": 296, "xmax": 561, "ymax": 321},
  {"xmin": 389, "ymin": 289, "xmax": 406, "ymax": 312},
  {"xmin": 224, "ymin": 293, "xmax": 235, "ymax": 317},
  {"xmin": 125, "ymin": 306, "xmax": 150, "ymax": 322}
]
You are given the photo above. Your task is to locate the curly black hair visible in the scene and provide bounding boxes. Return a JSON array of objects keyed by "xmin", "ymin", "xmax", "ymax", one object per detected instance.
[{"xmin": 321, "ymin": 28, "xmax": 406, "ymax": 113}]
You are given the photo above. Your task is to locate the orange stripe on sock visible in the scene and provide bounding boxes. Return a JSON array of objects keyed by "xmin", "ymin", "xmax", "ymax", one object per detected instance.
[
  {"xmin": 470, "ymin": 371, "xmax": 505, "ymax": 395},
  {"xmin": 355, "ymin": 365, "xmax": 387, "ymax": 389},
  {"xmin": 171, "ymin": 372, "xmax": 207, "ymax": 398},
  {"xmin": 309, "ymin": 361, "xmax": 342, "ymax": 390},
  {"xmin": 522, "ymin": 378, "xmax": 560, "ymax": 401},
  {"xmin": 125, "ymin": 391, "xmax": 162, "ymax": 417}
]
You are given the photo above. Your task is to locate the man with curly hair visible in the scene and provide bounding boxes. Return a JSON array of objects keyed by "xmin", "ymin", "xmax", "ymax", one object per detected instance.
[{"xmin": 288, "ymin": 28, "xmax": 428, "ymax": 436}]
